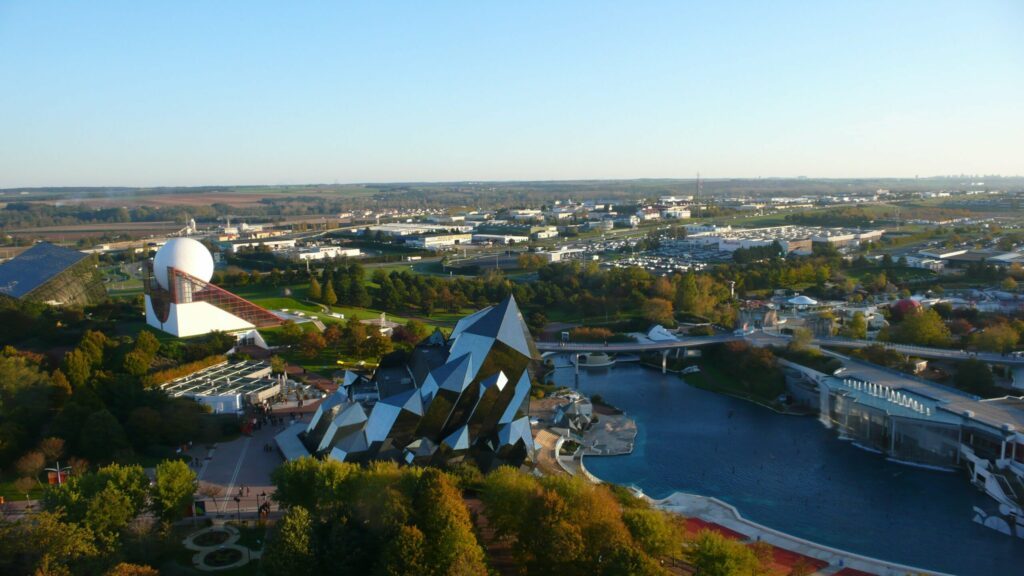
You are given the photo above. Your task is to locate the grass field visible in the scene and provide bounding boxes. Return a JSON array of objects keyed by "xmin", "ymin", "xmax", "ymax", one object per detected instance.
[
  {"xmin": 683, "ymin": 363, "xmax": 781, "ymax": 408},
  {"xmin": 846, "ymin": 265, "xmax": 938, "ymax": 284}
]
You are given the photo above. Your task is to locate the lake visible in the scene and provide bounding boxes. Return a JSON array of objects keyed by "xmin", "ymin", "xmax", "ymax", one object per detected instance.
[{"xmin": 549, "ymin": 361, "xmax": 1024, "ymax": 576}]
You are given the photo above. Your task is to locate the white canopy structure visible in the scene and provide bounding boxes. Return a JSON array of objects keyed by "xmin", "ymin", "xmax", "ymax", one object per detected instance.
[{"xmin": 788, "ymin": 295, "xmax": 818, "ymax": 306}]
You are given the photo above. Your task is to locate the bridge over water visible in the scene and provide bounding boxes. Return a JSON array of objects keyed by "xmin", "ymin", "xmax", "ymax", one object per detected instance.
[{"xmin": 536, "ymin": 332, "xmax": 1024, "ymax": 369}]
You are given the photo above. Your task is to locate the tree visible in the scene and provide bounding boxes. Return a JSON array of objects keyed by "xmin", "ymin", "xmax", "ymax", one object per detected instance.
[
  {"xmin": 675, "ymin": 272, "xmax": 699, "ymax": 313},
  {"xmin": 3, "ymin": 511, "xmax": 99, "ymax": 575},
  {"xmin": 323, "ymin": 324, "xmax": 343, "ymax": 347},
  {"xmin": 126, "ymin": 407, "xmax": 162, "ymax": 451},
  {"xmin": 889, "ymin": 308, "xmax": 951, "ymax": 347},
  {"xmin": 122, "ymin": 350, "xmax": 150, "ymax": 377},
  {"xmin": 955, "ymin": 360, "xmax": 997, "ymax": 397},
  {"xmin": 85, "ymin": 484, "xmax": 134, "ymax": 550},
  {"xmin": 322, "ymin": 280, "xmax": 338, "ymax": 307},
  {"xmin": 62, "ymin": 349, "xmax": 92, "ymax": 390},
  {"xmin": 271, "ymin": 355, "xmax": 287, "ymax": 375},
  {"xmin": 280, "ymin": 320, "xmax": 303, "ymax": 346},
  {"xmin": 360, "ymin": 332, "xmax": 394, "ymax": 360},
  {"xmin": 308, "ymin": 277, "xmax": 322, "ymax": 301},
  {"xmin": 151, "ymin": 460, "xmax": 196, "ymax": 522},
  {"xmin": 350, "ymin": 278, "xmax": 372, "ymax": 308},
  {"xmin": 80, "ymin": 410, "xmax": 129, "ymax": 462},
  {"xmin": 38, "ymin": 437, "xmax": 65, "ymax": 463},
  {"xmin": 687, "ymin": 529, "xmax": 760, "ymax": 576},
  {"xmin": 378, "ymin": 524, "xmax": 428, "ymax": 576},
  {"xmin": 15, "ymin": 450, "xmax": 45, "ymax": 484},
  {"xmin": 271, "ymin": 457, "xmax": 357, "ymax": 517},
  {"xmin": 413, "ymin": 469, "xmax": 486, "ymax": 576},
  {"xmin": 105, "ymin": 563, "xmax": 160, "ymax": 576},
  {"xmin": 263, "ymin": 506, "xmax": 316, "ymax": 576},
  {"xmin": 298, "ymin": 331, "xmax": 327, "ymax": 359},
  {"xmin": 973, "ymin": 324, "xmax": 1019, "ymax": 354},
  {"xmin": 1002, "ymin": 276, "xmax": 1018, "ymax": 292},
  {"xmin": 841, "ymin": 312, "xmax": 868, "ymax": 339},
  {"xmin": 526, "ymin": 311, "xmax": 548, "ymax": 335},
  {"xmin": 789, "ymin": 327, "xmax": 813, "ymax": 351},
  {"xmin": 622, "ymin": 507, "xmax": 680, "ymax": 559},
  {"xmin": 642, "ymin": 297, "xmax": 675, "ymax": 326},
  {"xmin": 134, "ymin": 331, "xmax": 161, "ymax": 357},
  {"xmin": 50, "ymin": 369, "xmax": 72, "ymax": 405}
]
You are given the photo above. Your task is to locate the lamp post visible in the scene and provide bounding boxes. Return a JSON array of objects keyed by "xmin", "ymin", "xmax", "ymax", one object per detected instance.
[{"xmin": 233, "ymin": 496, "xmax": 241, "ymax": 522}]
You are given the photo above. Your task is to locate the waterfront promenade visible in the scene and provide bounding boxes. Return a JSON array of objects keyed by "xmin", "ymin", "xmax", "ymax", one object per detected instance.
[{"xmin": 655, "ymin": 491, "xmax": 953, "ymax": 576}]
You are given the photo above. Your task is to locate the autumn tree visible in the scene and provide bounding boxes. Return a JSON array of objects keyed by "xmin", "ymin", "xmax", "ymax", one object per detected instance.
[
  {"xmin": 298, "ymin": 331, "xmax": 327, "ymax": 359},
  {"xmin": 263, "ymin": 506, "xmax": 316, "ymax": 576},
  {"xmin": 378, "ymin": 525, "xmax": 429, "ymax": 576},
  {"xmin": 642, "ymin": 297, "xmax": 675, "ymax": 326},
  {"xmin": 413, "ymin": 469, "xmax": 486, "ymax": 576},
  {"xmin": 322, "ymin": 280, "xmax": 338, "ymax": 307},
  {"xmin": 973, "ymin": 323, "xmax": 1019, "ymax": 354},
  {"xmin": 308, "ymin": 276, "xmax": 322, "ymax": 301},
  {"xmin": 105, "ymin": 563, "xmax": 160, "ymax": 576}
]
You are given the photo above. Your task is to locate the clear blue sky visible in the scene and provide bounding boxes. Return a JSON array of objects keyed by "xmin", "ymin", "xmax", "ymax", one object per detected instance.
[{"xmin": 1, "ymin": 1, "xmax": 1021, "ymax": 187}]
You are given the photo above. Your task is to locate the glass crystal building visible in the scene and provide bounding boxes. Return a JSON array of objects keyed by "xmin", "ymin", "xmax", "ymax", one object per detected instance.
[
  {"xmin": 276, "ymin": 295, "xmax": 538, "ymax": 470},
  {"xmin": 0, "ymin": 242, "xmax": 106, "ymax": 306}
]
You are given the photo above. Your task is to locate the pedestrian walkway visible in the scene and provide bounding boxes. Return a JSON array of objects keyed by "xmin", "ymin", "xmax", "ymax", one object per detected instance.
[{"xmin": 656, "ymin": 492, "xmax": 954, "ymax": 576}]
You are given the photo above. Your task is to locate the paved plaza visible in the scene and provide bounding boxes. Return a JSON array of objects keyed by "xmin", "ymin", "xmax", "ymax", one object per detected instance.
[{"xmin": 185, "ymin": 404, "xmax": 319, "ymax": 517}]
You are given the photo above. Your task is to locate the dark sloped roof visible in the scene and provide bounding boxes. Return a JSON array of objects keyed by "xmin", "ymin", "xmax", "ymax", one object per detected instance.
[{"xmin": 0, "ymin": 243, "xmax": 89, "ymax": 299}]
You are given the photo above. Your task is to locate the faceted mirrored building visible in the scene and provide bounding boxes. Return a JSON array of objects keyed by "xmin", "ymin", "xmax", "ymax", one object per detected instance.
[{"xmin": 276, "ymin": 296, "xmax": 538, "ymax": 470}]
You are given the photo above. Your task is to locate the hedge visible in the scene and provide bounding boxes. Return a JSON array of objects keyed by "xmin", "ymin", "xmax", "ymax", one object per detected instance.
[{"xmin": 143, "ymin": 355, "xmax": 228, "ymax": 388}]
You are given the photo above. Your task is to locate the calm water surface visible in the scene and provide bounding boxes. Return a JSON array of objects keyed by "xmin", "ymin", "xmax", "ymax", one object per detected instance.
[{"xmin": 549, "ymin": 361, "xmax": 1024, "ymax": 576}]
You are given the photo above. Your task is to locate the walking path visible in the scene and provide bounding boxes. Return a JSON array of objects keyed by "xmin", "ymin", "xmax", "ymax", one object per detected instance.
[{"xmin": 655, "ymin": 491, "xmax": 954, "ymax": 576}]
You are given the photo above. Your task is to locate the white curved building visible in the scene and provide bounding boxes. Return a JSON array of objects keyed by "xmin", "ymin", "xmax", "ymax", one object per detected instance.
[{"xmin": 144, "ymin": 238, "xmax": 282, "ymax": 337}]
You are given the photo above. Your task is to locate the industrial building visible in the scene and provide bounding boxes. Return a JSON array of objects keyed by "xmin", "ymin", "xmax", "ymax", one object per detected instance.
[
  {"xmin": 406, "ymin": 233, "xmax": 473, "ymax": 250},
  {"xmin": 296, "ymin": 246, "xmax": 361, "ymax": 260},
  {"xmin": 228, "ymin": 239, "xmax": 297, "ymax": 253},
  {"xmin": 0, "ymin": 242, "xmax": 107, "ymax": 306},
  {"xmin": 687, "ymin": 225, "xmax": 885, "ymax": 254}
]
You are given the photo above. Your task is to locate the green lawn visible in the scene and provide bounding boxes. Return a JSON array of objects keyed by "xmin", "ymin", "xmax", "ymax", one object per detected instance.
[
  {"xmin": 0, "ymin": 476, "xmax": 46, "ymax": 502},
  {"xmin": 846, "ymin": 265, "xmax": 937, "ymax": 284},
  {"xmin": 683, "ymin": 363, "xmax": 782, "ymax": 408}
]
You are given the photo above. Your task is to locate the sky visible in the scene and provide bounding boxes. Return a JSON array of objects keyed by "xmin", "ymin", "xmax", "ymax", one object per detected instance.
[{"xmin": 1, "ymin": 1, "xmax": 1022, "ymax": 188}]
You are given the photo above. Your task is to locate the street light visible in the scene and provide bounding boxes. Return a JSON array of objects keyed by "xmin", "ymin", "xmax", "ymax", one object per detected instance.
[{"xmin": 233, "ymin": 496, "xmax": 241, "ymax": 522}]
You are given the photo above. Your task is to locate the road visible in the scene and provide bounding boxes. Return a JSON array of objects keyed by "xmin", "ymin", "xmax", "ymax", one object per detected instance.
[
  {"xmin": 811, "ymin": 336, "xmax": 1024, "ymax": 366},
  {"xmin": 535, "ymin": 334, "xmax": 739, "ymax": 353},
  {"xmin": 539, "ymin": 332, "xmax": 1024, "ymax": 366}
]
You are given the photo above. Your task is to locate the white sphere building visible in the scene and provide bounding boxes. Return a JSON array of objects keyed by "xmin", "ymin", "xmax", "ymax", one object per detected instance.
[
  {"xmin": 145, "ymin": 238, "xmax": 282, "ymax": 337},
  {"xmin": 152, "ymin": 237, "xmax": 214, "ymax": 291}
]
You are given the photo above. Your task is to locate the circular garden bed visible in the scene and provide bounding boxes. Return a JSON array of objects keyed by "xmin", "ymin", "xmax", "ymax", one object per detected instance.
[
  {"xmin": 204, "ymin": 547, "xmax": 243, "ymax": 567},
  {"xmin": 193, "ymin": 529, "xmax": 232, "ymax": 548}
]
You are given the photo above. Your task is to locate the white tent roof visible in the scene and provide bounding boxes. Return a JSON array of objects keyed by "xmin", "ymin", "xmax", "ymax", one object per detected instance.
[{"xmin": 788, "ymin": 295, "xmax": 818, "ymax": 306}]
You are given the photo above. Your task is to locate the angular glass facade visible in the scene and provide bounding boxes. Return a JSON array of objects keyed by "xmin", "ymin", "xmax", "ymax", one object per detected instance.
[{"xmin": 280, "ymin": 296, "xmax": 537, "ymax": 470}]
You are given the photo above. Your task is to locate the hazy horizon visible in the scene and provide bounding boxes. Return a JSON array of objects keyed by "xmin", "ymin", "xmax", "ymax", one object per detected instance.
[
  {"xmin": 2, "ymin": 1, "xmax": 1022, "ymax": 188},
  {"xmin": 3, "ymin": 173, "xmax": 1024, "ymax": 193}
]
